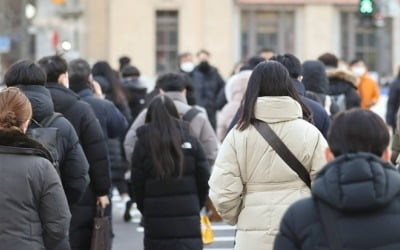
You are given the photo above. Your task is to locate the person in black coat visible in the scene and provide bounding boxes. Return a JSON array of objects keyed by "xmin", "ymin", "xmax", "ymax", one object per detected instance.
[
  {"xmin": 191, "ymin": 49, "xmax": 225, "ymax": 129},
  {"xmin": 318, "ymin": 53, "xmax": 361, "ymax": 110},
  {"xmin": 274, "ymin": 109, "xmax": 400, "ymax": 250},
  {"xmin": 4, "ymin": 60, "xmax": 90, "ymax": 206},
  {"xmin": 386, "ymin": 66, "xmax": 400, "ymax": 129},
  {"xmin": 131, "ymin": 95, "xmax": 210, "ymax": 250},
  {"xmin": 38, "ymin": 55, "xmax": 111, "ymax": 250},
  {"xmin": 302, "ymin": 60, "xmax": 340, "ymax": 116},
  {"xmin": 120, "ymin": 65, "xmax": 147, "ymax": 121},
  {"xmin": 69, "ymin": 58, "xmax": 129, "ymax": 202}
]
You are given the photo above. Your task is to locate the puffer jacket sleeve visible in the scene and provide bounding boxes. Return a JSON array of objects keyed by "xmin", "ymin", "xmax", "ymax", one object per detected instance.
[
  {"xmin": 106, "ymin": 102, "xmax": 128, "ymax": 139},
  {"xmin": 309, "ymin": 133, "xmax": 328, "ymax": 180},
  {"xmin": 131, "ymin": 138, "xmax": 146, "ymax": 213},
  {"xmin": 191, "ymin": 137, "xmax": 210, "ymax": 208},
  {"xmin": 124, "ymin": 109, "xmax": 147, "ymax": 164},
  {"xmin": 39, "ymin": 159, "xmax": 71, "ymax": 249},
  {"xmin": 195, "ymin": 112, "xmax": 219, "ymax": 164},
  {"xmin": 208, "ymin": 130, "xmax": 243, "ymax": 225},
  {"xmin": 57, "ymin": 117, "xmax": 90, "ymax": 205},
  {"xmin": 386, "ymin": 79, "xmax": 400, "ymax": 128},
  {"xmin": 80, "ymin": 104, "xmax": 110, "ymax": 196}
]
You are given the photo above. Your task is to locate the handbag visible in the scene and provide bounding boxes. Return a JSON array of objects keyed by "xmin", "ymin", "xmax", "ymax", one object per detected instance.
[
  {"xmin": 317, "ymin": 201, "xmax": 342, "ymax": 250},
  {"xmin": 91, "ymin": 205, "xmax": 111, "ymax": 250},
  {"xmin": 200, "ymin": 214, "xmax": 215, "ymax": 245},
  {"xmin": 253, "ymin": 119, "xmax": 311, "ymax": 188}
]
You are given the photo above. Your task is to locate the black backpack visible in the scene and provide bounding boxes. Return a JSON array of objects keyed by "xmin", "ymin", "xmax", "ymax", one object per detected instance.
[
  {"xmin": 26, "ymin": 113, "xmax": 63, "ymax": 174},
  {"xmin": 182, "ymin": 107, "xmax": 201, "ymax": 122}
]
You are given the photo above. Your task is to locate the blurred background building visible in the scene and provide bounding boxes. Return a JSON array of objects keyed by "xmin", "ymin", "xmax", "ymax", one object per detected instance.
[{"xmin": 0, "ymin": 0, "xmax": 399, "ymax": 80}]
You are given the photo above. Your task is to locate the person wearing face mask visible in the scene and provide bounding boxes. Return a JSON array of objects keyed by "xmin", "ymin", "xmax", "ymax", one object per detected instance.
[
  {"xmin": 350, "ymin": 59, "xmax": 380, "ymax": 109},
  {"xmin": 192, "ymin": 49, "xmax": 226, "ymax": 129},
  {"xmin": 178, "ymin": 52, "xmax": 195, "ymax": 75}
]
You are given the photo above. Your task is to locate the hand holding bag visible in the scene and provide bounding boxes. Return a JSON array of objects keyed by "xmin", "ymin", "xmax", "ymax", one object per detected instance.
[
  {"xmin": 91, "ymin": 205, "xmax": 111, "ymax": 250},
  {"xmin": 201, "ymin": 214, "xmax": 215, "ymax": 245}
]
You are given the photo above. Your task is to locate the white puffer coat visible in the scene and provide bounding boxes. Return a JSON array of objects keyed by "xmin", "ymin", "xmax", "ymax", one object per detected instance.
[{"xmin": 209, "ymin": 96, "xmax": 327, "ymax": 250}]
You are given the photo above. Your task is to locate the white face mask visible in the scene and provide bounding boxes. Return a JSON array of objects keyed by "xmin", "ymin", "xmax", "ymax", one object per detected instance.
[
  {"xmin": 180, "ymin": 62, "xmax": 195, "ymax": 73},
  {"xmin": 352, "ymin": 66, "xmax": 366, "ymax": 77}
]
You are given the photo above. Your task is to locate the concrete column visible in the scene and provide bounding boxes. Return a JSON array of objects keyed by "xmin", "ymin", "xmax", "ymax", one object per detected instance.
[
  {"xmin": 301, "ymin": 4, "xmax": 336, "ymax": 60},
  {"xmin": 202, "ymin": 0, "xmax": 235, "ymax": 78},
  {"xmin": 83, "ymin": 0, "xmax": 109, "ymax": 62}
]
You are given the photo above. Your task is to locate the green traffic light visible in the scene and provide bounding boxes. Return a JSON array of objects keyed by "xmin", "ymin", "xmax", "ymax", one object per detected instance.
[{"xmin": 359, "ymin": 0, "xmax": 374, "ymax": 14}]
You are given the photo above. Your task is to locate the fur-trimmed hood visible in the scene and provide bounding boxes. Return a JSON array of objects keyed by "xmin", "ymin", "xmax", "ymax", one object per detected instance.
[
  {"xmin": 0, "ymin": 129, "xmax": 52, "ymax": 161},
  {"xmin": 326, "ymin": 68, "xmax": 359, "ymax": 88}
]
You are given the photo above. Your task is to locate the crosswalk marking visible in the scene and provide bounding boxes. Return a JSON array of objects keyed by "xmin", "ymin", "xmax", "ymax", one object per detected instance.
[{"xmin": 211, "ymin": 225, "xmax": 236, "ymax": 230}]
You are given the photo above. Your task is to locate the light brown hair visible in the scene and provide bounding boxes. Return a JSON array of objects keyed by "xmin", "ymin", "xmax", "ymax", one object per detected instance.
[{"xmin": 0, "ymin": 87, "xmax": 32, "ymax": 131}]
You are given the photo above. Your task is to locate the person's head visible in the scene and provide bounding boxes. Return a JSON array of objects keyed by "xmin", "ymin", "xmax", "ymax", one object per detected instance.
[
  {"xmin": 270, "ymin": 54, "xmax": 302, "ymax": 80},
  {"xmin": 196, "ymin": 49, "xmax": 210, "ymax": 62},
  {"xmin": 68, "ymin": 59, "xmax": 92, "ymax": 93},
  {"xmin": 4, "ymin": 60, "xmax": 47, "ymax": 87},
  {"xmin": 237, "ymin": 61, "xmax": 312, "ymax": 130},
  {"xmin": 327, "ymin": 109, "xmax": 390, "ymax": 161},
  {"xmin": 349, "ymin": 58, "xmax": 367, "ymax": 77},
  {"xmin": 179, "ymin": 52, "xmax": 193, "ymax": 64},
  {"xmin": 144, "ymin": 95, "xmax": 183, "ymax": 179},
  {"xmin": 92, "ymin": 61, "xmax": 125, "ymax": 104},
  {"xmin": 121, "ymin": 65, "xmax": 141, "ymax": 78},
  {"xmin": 318, "ymin": 53, "xmax": 339, "ymax": 68},
  {"xmin": 118, "ymin": 56, "xmax": 131, "ymax": 71},
  {"xmin": 156, "ymin": 73, "xmax": 186, "ymax": 94},
  {"xmin": 38, "ymin": 55, "xmax": 69, "ymax": 87},
  {"xmin": 0, "ymin": 87, "xmax": 32, "ymax": 133},
  {"xmin": 258, "ymin": 48, "xmax": 275, "ymax": 60},
  {"xmin": 244, "ymin": 56, "xmax": 266, "ymax": 70},
  {"xmin": 301, "ymin": 60, "xmax": 329, "ymax": 94},
  {"xmin": 179, "ymin": 52, "xmax": 194, "ymax": 73}
]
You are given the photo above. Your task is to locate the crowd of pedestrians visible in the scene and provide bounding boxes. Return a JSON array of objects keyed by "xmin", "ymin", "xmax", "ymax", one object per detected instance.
[{"xmin": 1, "ymin": 47, "xmax": 400, "ymax": 250}]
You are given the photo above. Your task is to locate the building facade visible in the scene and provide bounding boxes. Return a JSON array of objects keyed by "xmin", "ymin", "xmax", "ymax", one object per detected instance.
[{"xmin": 34, "ymin": 0, "xmax": 400, "ymax": 79}]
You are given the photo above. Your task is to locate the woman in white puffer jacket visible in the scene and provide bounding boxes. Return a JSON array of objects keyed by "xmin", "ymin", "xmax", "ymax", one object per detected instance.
[{"xmin": 209, "ymin": 61, "xmax": 327, "ymax": 250}]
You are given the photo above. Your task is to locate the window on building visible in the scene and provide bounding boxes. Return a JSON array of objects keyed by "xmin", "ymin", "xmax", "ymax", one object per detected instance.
[
  {"xmin": 241, "ymin": 10, "xmax": 294, "ymax": 59},
  {"xmin": 341, "ymin": 12, "xmax": 392, "ymax": 75},
  {"xmin": 156, "ymin": 11, "xmax": 178, "ymax": 74}
]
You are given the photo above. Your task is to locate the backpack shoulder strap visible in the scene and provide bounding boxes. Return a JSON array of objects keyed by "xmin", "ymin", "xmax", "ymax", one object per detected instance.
[
  {"xmin": 253, "ymin": 119, "xmax": 311, "ymax": 188},
  {"xmin": 40, "ymin": 112, "xmax": 63, "ymax": 127},
  {"xmin": 317, "ymin": 201, "xmax": 343, "ymax": 250},
  {"xmin": 183, "ymin": 107, "xmax": 201, "ymax": 122}
]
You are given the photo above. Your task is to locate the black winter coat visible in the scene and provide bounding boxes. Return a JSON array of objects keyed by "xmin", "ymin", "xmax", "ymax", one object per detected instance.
[
  {"xmin": 386, "ymin": 76, "xmax": 400, "ymax": 128},
  {"xmin": 77, "ymin": 88, "xmax": 129, "ymax": 184},
  {"xmin": 0, "ymin": 129, "xmax": 71, "ymax": 250},
  {"xmin": 19, "ymin": 85, "xmax": 89, "ymax": 205},
  {"xmin": 45, "ymin": 83, "xmax": 110, "ymax": 250},
  {"xmin": 327, "ymin": 69, "xmax": 361, "ymax": 110},
  {"xmin": 131, "ymin": 125, "xmax": 210, "ymax": 250},
  {"xmin": 274, "ymin": 153, "xmax": 400, "ymax": 250},
  {"xmin": 121, "ymin": 77, "xmax": 147, "ymax": 121},
  {"xmin": 192, "ymin": 64, "xmax": 225, "ymax": 129}
]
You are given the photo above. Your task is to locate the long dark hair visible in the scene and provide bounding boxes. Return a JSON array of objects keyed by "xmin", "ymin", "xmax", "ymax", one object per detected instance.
[
  {"xmin": 237, "ymin": 61, "xmax": 312, "ymax": 130},
  {"xmin": 92, "ymin": 61, "xmax": 126, "ymax": 106},
  {"xmin": 143, "ymin": 95, "xmax": 184, "ymax": 179}
]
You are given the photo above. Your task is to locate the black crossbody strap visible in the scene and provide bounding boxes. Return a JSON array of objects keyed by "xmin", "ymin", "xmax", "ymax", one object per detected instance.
[
  {"xmin": 253, "ymin": 120, "xmax": 311, "ymax": 188},
  {"xmin": 317, "ymin": 201, "xmax": 342, "ymax": 250}
]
